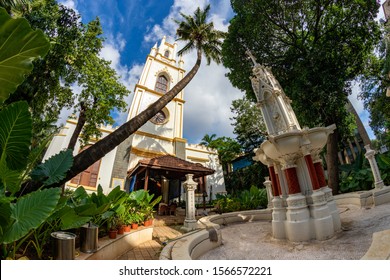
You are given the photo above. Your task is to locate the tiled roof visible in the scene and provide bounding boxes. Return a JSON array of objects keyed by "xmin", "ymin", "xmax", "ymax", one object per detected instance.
[{"xmin": 128, "ymin": 155, "xmax": 215, "ymax": 177}]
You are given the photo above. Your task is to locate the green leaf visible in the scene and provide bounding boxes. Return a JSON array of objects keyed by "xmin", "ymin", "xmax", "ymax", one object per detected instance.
[
  {"xmin": 0, "ymin": 101, "xmax": 32, "ymax": 170},
  {"xmin": 2, "ymin": 188, "xmax": 61, "ymax": 244},
  {"xmin": 60, "ymin": 208, "xmax": 91, "ymax": 230},
  {"xmin": 0, "ymin": 159, "xmax": 22, "ymax": 194},
  {"xmin": 0, "ymin": 202, "xmax": 11, "ymax": 237},
  {"xmin": 30, "ymin": 149, "xmax": 73, "ymax": 186},
  {"xmin": 0, "ymin": 7, "xmax": 50, "ymax": 103}
]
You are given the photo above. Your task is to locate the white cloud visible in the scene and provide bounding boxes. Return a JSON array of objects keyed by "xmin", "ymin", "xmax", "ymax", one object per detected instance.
[
  {"xmin": 141, "ymin": 0, "xmax": 242, "ymax": 143},
  {"xmin": 59, "ymin": 0, "xmax": 80, "ymax": 16}
]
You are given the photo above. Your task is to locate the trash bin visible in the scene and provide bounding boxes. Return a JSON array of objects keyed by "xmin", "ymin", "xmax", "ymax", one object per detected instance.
[
  {"xmin": 80, "ymin": 223, "xmax": 98, "ymax": 253},
  {"xmin": 51, "ymin": 231, "xmax": 77, "ymax": 260}
]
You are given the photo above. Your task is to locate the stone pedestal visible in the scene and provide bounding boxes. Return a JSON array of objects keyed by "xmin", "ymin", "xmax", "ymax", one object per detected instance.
[
  {"xmin": 181, "ymin": 174, "xmax": 198, "ymax": 232},
  {"xmin": 309, "ymin": 190, "xmax": 334, "ymax": 240},
  {"xmin": 321, "ymin": 186, "xmax": 341, "ymax": 231},
  {"xmin": 285, "ymin": 194, "xmax": 311, "ymax": 241},
  {"xmin": 272, "ymin": 196, "xmax": 286, "ymax": 239},
  {"xmin": 263, "ymin": 176, "xmax": 274, "ymax": 209}
]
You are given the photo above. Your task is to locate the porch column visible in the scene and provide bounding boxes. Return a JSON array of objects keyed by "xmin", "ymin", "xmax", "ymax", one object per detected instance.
[
  {"xmin": 181, "ymin": 174, "xmax": 198, "ymax": 232},
  {"xmin": 143, "ymin": 168, "xmax": 149, "ymax": 191}
]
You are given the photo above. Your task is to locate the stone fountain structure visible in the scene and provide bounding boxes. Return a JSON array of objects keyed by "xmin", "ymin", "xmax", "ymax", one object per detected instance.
[{"xmin": 248, "ymin": 52, "xmax": 341, "ymax": 241}]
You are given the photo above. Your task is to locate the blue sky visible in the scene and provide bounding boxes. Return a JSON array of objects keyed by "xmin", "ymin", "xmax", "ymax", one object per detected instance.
[{"xmin": 59, "ymin": 0, "xmax": 379, "ymax": 143}]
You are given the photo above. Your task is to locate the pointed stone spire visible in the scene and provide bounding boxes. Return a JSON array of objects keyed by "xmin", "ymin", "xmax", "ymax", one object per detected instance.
[
  {"xmin": 158, "ymin": 35, "xmax": 166, "ymax": 56},
  {"xmin": 150, "ymin": 42, "xmax": 158, "ymax": 56}
]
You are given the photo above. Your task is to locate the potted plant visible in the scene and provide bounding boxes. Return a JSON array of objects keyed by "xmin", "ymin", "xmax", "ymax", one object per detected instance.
[{"xmin": 107, "ymin": 215, "xmax": 119, "ymax": 239}]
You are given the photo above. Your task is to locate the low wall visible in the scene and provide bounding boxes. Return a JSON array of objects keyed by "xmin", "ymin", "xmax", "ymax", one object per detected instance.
[
  {"xmin": 76, "ymin": 227, "xmax": 153, "ymax": 260},
  {"xmin": 334, "ymin": 187, "xmax": 390, "ymax": 208},
  {"xmin": 160, "ymin": 209, "xmax": 272, "ymax": 260}
]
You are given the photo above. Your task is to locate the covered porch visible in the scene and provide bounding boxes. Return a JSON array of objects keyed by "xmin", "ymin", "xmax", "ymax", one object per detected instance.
[{"xmin": 127, "ymin": 155, "xmax": 215, "ymax": 206}]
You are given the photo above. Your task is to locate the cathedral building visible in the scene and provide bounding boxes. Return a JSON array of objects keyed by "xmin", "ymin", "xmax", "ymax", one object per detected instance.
[{"xmin": 43, "ymin": 37, "xmax": 226, "ymax": 204}]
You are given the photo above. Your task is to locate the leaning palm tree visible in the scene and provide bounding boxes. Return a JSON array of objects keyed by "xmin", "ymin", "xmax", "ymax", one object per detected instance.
[{"xmin": 54, "ymin": 5, "xmax": 225, "ymax": 187}]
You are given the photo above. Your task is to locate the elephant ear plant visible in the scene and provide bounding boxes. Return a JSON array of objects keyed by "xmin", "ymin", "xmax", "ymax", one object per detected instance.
[{"xmin": 0, "ymin": 7, "xmax": 72, "ymax": 259}]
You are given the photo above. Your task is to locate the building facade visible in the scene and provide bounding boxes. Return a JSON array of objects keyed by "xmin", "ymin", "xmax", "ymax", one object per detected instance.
[{"xmin": 43, "ymin": 37, "xmax": 226, "ymax": 203}]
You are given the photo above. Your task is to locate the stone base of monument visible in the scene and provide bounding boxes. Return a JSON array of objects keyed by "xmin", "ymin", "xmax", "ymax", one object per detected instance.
[
  {"xmin": 181, "ymin": 219, "xmax": 198, "ymax": 232},
  {"xmin": 322, "ymin": 186, "xmax": 341, "ymax": 231},
  {"xmin": 284, "ymin": 194, "xmax": 312, "ymax": 242},
  {"xmin": 271, "ymin": 197, "xmax": 286, "ymax": 239},
  {"xmin": 309, "ymin": 190, "xmax": 335, "ymax": 241},
  {"xmin": 373, "ymin": 186, "xmax": 390, "ymax": 206}
]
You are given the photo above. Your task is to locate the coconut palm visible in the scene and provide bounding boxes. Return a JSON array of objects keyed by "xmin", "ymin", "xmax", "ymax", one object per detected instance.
[
  {"xmin": 200, "ymin": 133, "xmax": 217, "ymax": 147},
  {"xmin": 53, "ymin": 5, "xmax": 225, "ymax": 187}
]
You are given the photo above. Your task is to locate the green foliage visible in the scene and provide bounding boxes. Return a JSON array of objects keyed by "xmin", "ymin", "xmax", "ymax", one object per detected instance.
[
  {"xmin": 30, "ymin": 149, "xmax": 73, "ymax": 186},
  {"xmin": 214, "ymin": 186, "xmax": 268, "ymax": 213},
  {"xmin": 175, "ymin": 4, "xmax": 225, "ymax": 65},
  {"xmin": 1, "ymin": 188, "xmax": 61, "ymax": 244},
  {"xmin": 338, "ymin": 151, "xmax": 390, "ymax": 193},
  {"xmin": 225, "ymin": 161, "xmax": 268, "ymax": 194},
  {"xmin": 359, "ymin": 25, "xmax": 390, "ymax": 146},
  {"xmin": 0, "ymin": 101, "xmax": 32, "ymax": 171},
  {"xmin": 0, "ymin": 7, "xmax": 50, "ymax": 103},
  {"xmin": 230, "ymin": 97, "xmax": 266, "ymax": 153}
]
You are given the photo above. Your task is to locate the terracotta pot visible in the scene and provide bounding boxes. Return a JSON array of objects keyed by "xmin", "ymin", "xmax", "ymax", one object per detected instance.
[
  {"xmin": 131, "ymin": 223, "xmax": 138, "ymax": 230},
  {"xmin": 144, "ymin": 219, "xmax": 153, "ymax": 227},
  {"xmin": 117, "ymin": 225, "xmax": 124, "ymax": 234},
  {"xmin": 123, "ymin": 225, "xmax": 131, "ymax": 232},
  {"xmin": 108, "ymin": 229, "xmax": 117, "ymax": 239}
]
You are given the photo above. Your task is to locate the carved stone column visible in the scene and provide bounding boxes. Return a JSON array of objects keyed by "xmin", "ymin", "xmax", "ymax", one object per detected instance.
[
  {"xmin": 181, "ymin": 174, "xmax": 198, "ymax": 232},
  {"xmin": 268, "ymin": 166, "xmax": 280, "ymax": 196},
  {"xmin": 263, "ymin": 176, "xmax": 273, "ymax": 209},
  {"xmin": 365, "ymin": 145, "xmax": 385, "ymax": 189}
]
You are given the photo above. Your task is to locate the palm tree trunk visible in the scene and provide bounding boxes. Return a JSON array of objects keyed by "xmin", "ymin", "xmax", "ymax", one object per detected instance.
[
  {"xmin": 52, "ymin": 49, "xmax": 203, "ymax": 187},
  {"xmin": 67, "ymin": 102, "xmax": 87, "ymax": 150}
]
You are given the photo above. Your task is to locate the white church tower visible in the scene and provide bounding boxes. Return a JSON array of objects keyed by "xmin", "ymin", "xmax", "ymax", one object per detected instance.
[{"xmin": 126, "ymin": 36, "xmax": 187, "ymax": 166}]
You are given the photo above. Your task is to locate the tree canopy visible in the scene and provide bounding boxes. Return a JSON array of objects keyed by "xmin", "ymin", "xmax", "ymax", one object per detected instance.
[
  {"xmin": 230, "ymin": 97, "xmax": 266, "ymax": 153},
  {"xmin": 3, "ymin": 0, "xmax": 129, "ymax": 148}
]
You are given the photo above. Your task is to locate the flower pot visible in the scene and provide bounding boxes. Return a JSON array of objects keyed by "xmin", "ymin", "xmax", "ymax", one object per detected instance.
[
  {"xmin": 123, "ymin": 225, "xmax": 131, "ymax": 232},
  {"xmin": 108, "ymin": 229, "xmax": 118, "ymax": 239},
  {"xmin": 144, "ymin": 219, "xmax": 153, "ymax": 227},
  {"xmin": 131, "ymin": 223, "xmax": 138, "ymax": 230},
  {"xmin": 117, "ymin": 225, "xmax": 124, "ymax": 234}
]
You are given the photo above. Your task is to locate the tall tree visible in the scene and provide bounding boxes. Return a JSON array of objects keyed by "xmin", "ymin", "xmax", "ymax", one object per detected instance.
[
  {"xmin": 359, "ymin": 25, "xmax": 390, "ymax": 148},
  {"xmin": 51, "ymin": 5, "xmax": 226, "ymax": 187},
  {"xmin": 230, "ymin": 97, "xmax": 266, "ymax": 153},
  {"xmin": 222, "ymin": 0, "xmax": 381, "ymax": 193},
  {"xmin": 2, "ymin": 0, "xmax": 130, "ymax": 149},
  {"xmin": 66, "ymin": 19, "xmax": 129, "ymax": 150}
]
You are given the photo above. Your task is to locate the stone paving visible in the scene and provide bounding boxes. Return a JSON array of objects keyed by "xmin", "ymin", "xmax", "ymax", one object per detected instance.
[{"xmin": 116, "ymin": 225, "xmax": 183, "ymax": 260}]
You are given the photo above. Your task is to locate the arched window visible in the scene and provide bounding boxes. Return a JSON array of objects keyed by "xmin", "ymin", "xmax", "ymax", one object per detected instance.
[
  {"xmin": 70, "ymin": 145, "xmax": 101, "ymax": 188},
  {"xmin": 155, "ymin": 75, "xmax": 169, "ymax": 93},
  {"xmin": 164, "ymin": 50, "xmax": 170, "ymax": 58}
]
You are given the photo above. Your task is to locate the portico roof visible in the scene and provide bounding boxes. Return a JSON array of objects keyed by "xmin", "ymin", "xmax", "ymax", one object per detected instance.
[{"xmin": 127, "ymin": 155, "xmax": 215, "ymax": 179}]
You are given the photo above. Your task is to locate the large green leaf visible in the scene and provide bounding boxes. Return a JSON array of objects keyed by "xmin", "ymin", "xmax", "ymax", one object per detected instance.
[
  {"xmin": 0, "ymin": 7, "xmax": 50, "ymax": 103},
  {"xmin": 1, "ymin": 188, "xmax": 61, "ymax": 244},
  {"xmin": 0, "ymin": 101, "xmax": 32, "ymax": 170},
  {"xmin": 30, "ymin": 149, "xmax": 73, "ymax": 186},
  {"xmin": 0, "ymin": 159, "xmax": 21, "ymax": 194},
  {"xmin": 59, "ymin": 206, "xmax": 91, "ymax": 230}
]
